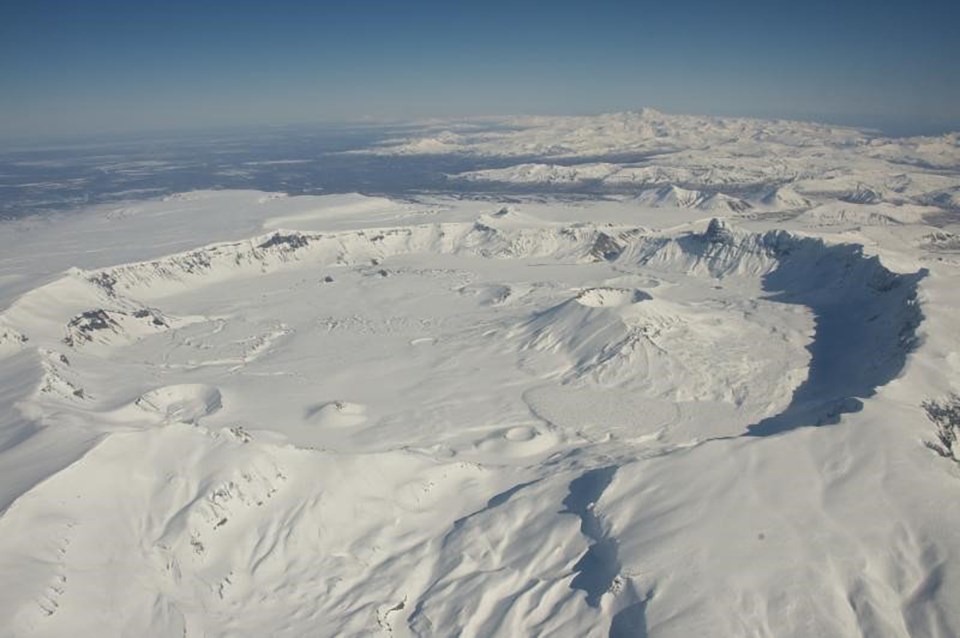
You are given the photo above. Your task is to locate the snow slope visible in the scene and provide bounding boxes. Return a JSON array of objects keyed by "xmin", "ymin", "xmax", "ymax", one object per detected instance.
[
  {"xmin": 1, "ymin": 106, "xmax": 959, "ymax": 637},
  {"xmin": 0, "ymin": 186, "xmax": 958, "ymax": 637}
]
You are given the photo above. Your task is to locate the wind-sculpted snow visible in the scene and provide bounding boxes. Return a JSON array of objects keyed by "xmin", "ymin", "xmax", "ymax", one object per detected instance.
[{"xmin": 1, "ymin": 193, "xmax": 948, "ymax": 638}]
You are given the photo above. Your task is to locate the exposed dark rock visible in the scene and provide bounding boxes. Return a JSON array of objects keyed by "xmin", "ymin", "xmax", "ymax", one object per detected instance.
[
  {"xmin": 704, "ymin": 218, "xmax": 734, "ymax": 244},
  {"xmin": 64, "ymin": 308, "xmax": 168, "ymax": 346},
  {"xmin": 590, "ymin": 232, "xmax": 624, "ymax": 261},
  {"xmin": 840, "ymin": 185, "xmax": 883, "ymax": 204},
  {"xmin": 88, "ymin": 272, "xmax": 118, "ymax": 295},
  {"xmin": 258, "ymin": 233, "xmax": 310, "ymax": 251},
  {"xmin": 132, "ymin": 308, "xmax": 168, "ymax": 327},
  {"xmin": 68, "ymin": 310, "xmax": 117, "ymax": 334},
  {"xmin": 923, "ymin": 394, "xmax": 960, "ymax": 463}
]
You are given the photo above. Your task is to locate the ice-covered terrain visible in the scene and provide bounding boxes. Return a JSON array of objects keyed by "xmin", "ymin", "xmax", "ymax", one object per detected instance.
[{"xmin": 1, "ymin": 111, "xmax": 960, "ymax": 637}]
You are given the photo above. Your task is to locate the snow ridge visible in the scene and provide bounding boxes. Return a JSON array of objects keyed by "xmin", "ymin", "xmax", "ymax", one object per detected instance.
[{"xmin": 0, "ymin": 206, "xmax": 940, "ymax": 638}]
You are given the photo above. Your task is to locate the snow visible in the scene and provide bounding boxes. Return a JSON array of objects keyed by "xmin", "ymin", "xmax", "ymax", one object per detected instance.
[
  {"xmin": 1, "ymin": 109, "xmax": 960, "ymax": 637},
  {"xmin": 436, "ymin": 111, "xmax": 959, "ymax": 233}
]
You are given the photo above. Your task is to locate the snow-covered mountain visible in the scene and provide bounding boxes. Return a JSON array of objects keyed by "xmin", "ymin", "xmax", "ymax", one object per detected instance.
[
  {"xmin": 1, "ymin": 108, "xmax": 960, "ymax": 638},
  {"xmin": 432, "ymin": 111, "xmax": 960, "ymax": 225}
]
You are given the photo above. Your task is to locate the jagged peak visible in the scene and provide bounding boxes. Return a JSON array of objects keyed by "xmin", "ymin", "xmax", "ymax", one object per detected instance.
[{"xmin": 705, "ymin": 218, "xmax": 735, "ymax": 244}]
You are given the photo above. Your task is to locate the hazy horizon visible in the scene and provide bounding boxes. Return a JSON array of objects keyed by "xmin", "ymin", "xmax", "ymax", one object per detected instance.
[
  {"xmin": 2, "ymin": 0, "xmax": 959, "ymax": 142},
  {"xmin": 2, "ymin": 109, "xmax": 958, "ymax": 149}
]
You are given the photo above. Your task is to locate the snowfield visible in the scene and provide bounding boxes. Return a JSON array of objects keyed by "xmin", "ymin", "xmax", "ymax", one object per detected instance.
[{"xmin": 1, "ymin": 111, "xmax": 960, "ymax": 637}]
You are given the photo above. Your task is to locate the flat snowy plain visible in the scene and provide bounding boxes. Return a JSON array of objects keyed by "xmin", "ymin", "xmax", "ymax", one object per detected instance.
[{"xmin": 1, "ymin": 111, "xmax": 959, "ymax": 637}]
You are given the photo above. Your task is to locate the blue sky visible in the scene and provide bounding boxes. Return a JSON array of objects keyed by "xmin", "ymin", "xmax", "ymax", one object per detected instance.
[{"xmin": 1, "ymin": 0, "xmax": 958, "ymax": 139}]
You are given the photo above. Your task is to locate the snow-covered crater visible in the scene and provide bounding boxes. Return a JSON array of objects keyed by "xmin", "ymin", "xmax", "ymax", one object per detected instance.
[{"xmin": 0, "ymin": 198, "xmax": 938, "ymax": 638}]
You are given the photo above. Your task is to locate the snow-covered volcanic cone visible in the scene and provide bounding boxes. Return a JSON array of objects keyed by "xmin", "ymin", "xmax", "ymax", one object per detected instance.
[{"xmin": 0, "ymin": 190, "xmax": 955, "ymax": 638}]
